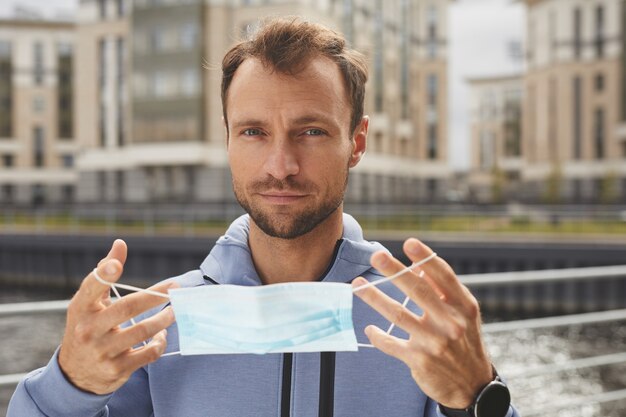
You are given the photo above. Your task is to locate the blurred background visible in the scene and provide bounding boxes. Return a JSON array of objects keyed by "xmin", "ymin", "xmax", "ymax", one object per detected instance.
[{"xmin": 0, "ymin": 0, "xmax": 626, "ymax": 416}]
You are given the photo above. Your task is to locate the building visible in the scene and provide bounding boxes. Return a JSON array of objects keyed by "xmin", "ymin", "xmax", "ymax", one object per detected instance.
[
  {"xmin": 522, "ymin": 0, "xmax": 626, "ymax": 203},
  {"xmin": 75, "ymin": 0, "xmax": 453, "ymax": 206},
  {"xmin": 467, "ymin": 74, "xmax": 523, "ymax": 203},
  {"xmin": 0, "ymin": 18, "xmax": 76, "ymax": 206}
]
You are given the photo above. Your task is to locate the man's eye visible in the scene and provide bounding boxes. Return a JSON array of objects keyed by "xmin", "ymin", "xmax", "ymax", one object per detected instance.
[
  {"xmin": 242, "ymin": 128, "xmax": 263, "ymax": 136},
  {"xmin": 303, "ymin": 129, "xmax": 325, "ymax": 136}
]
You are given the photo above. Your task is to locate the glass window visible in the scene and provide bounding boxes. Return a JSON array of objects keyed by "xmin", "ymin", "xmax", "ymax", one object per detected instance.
[
  {"xmin": 181, "ymin": 68, "xmax": 199, "ymax": 97},
  {"xmin": 33, "ymin": 96, "xmax": 45, "ymax": 112},
  {"xmin": 99, "ymin": 0, "xmax": 107, "ymax": 19},
  {"xmin": 0, "ymin": 41, "xmax": 11, "ymax": 58},
  {"xmin": 33, "ymin": 126, "xmax": 45, "ymax": 167},
  {"xmin": 427, "ymin": 5, "xmax": 438, "ymax": 58},
  {"xmin": 61, "ymin": 154, "xmax": 74, "ymax": 168},
  {"xmin": 150, "ymin": 28, "xmax": 165, "ymax": 52},
  {"xmin": 573, "ymin": 8, "xmax": 582, "ymax": 59},
  {"xmin": 427, "ymin": 74, "xmax": 438, "ymax": 106},
  {"xmin": 2, "ymin": 154, "xmax": 13, "ymax": 167},
  {"xmin": 99, "ymin": 39, "xmax": 107, "ymax": 88},
  {"xmin": 595, "ymin": 5, "xmax": 604, "ymax": 59},
  {"xmin": 573, "ymin": 76, "xmax": 582, "ymax": 159},
  {"xmin": 33, "ymin": 42, "xmax": 44, "ymax": 85},
  {"xmin": 180, "ymin": 22, "xmax": 198, "ymax": 49},
  {"xmin": 117, "ymin": 0, "xmax": 125, "ymax": 17},
  {"xmin": 595, "ymin": 73, "xmax": 605, "ymax": 91},
  {"xmin": 594, "ymin": 108, "xmax": 605, "ymax": 159},
  {"xmin": 428, "ymin": 124, "xmax": 437, "ymax": 159},
  {"xmin": 2, "ymin": 184, "xmax": 14, "ymax": 203},
  {"xmin": 57, "ymin": 42, "xmax": 72, "ymax": 57}
]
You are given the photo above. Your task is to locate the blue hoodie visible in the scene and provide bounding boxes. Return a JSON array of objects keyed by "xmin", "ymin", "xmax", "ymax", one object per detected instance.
[{"xmin": 8, "ymin": 214, "xmax": 519, "ymax": 417}]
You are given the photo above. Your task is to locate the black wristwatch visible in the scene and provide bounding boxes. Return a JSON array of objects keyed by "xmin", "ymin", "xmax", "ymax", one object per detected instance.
[{"xmin": 438, "ymin": 372, "xmax": 511, "ymax": 417}]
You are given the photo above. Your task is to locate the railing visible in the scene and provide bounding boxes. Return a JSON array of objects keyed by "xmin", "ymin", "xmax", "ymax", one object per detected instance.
[
  {"xmin": 1, "ymin": 267, "xmax": 626, "ymax": 415},
  {"xmin": 3, "ymin": 203, "xmax": 626, "ymax": 237}
]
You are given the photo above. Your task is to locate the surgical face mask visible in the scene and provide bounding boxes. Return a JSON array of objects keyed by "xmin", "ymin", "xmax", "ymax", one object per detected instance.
[{"xmin": 92, "ymin": 252, "xmax": 436, "ymax": 356}]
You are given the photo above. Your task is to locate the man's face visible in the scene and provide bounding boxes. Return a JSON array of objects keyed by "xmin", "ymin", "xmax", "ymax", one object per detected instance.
[{"xmin": 225, "ymin": 56, "xmax": 365, "ymax": 239}]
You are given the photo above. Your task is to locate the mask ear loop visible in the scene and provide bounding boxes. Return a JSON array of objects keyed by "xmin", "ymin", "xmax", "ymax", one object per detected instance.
[
  {"xmin": 353, "ymin": 252, "xmax": 437, "ymax": 348},
  {"xmin": 92, "ymin": 268, "xmax": 171, "ymax": 348}
]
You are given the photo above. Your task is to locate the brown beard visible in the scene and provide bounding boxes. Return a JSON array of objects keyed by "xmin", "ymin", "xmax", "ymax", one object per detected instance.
[{"xmin": 232, "ymin": 168, "xmax": 349, "ymax": 240}]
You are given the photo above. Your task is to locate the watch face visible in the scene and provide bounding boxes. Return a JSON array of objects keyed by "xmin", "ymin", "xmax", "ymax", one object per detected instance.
[{"xmin": 474, "ymin": 381, "xmax": 511, "ymax": 417}]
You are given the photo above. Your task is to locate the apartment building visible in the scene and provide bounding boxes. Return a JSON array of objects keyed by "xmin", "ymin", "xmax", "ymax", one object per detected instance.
[
  {"xmin": 467, "ymin": 74, "xmax": 523, "ymax": 203},
  {"xmin": 75, "ymin": 0, "xmax": 453, "ymax": 205},
  {"xmin": 523, "ymin": 0, "xmax": 626, "ymax": 203},
  {"xmin": 0, "ymin": 18, "xmax": 76, "ymax": 205}
]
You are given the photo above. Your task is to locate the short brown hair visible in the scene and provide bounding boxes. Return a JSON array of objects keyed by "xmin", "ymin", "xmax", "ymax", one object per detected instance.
[{"xmin": 221, "ymin": 17, "xmax": 368, "ymax": 136}]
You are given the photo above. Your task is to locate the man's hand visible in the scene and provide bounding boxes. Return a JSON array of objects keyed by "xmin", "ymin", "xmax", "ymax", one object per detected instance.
[
  {"xmin": 352, "ymin": 238, "xmax": 493, "ymax": 409},
  {"xmin": 58, "ymin": 239, "xmax": 177, "ymax": 395}
]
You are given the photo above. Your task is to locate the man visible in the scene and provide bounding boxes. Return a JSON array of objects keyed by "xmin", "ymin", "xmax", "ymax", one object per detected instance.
[{"xmin": 9, "ymin": 17, "xmax": 518, "ymax": 417}]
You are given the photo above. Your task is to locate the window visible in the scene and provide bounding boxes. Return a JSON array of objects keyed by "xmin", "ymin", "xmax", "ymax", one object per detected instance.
[
  {"xmin": 180, "ymin": 22, "xmax": 198, "ymax": 49},
  {"xmin": 595, "ymin": 5, "xmax": 604, "ymax": 59},
  {"xmin": 427, "ymin": 74, "xmax": 438, "ymax": 106},
  {"xmin": 99, "ymin": 39, "xmax": 107, "ymax": 88},
  {"xmin": 150, "ymin": 28, "xmax": 165, "ymax": 52},
  {"xmin": 2, "ymin": 154, "xmax": 13, "ymax": 167},
  {"xmin": 61, "ymin": 154, "xmax": 74, "ymax": 168},
  {"xmin": 400, "ymin": 0, "xmax": 409, "ymax": 119},
  {"xmin": 480, "ymin": 131, "xmax": 494, "ymax": 170},
  {"xmin": 31, "ymin": 184, "xmax": 45, "ymax": 205},
  {"xmin": 99, "ymin": 0, "xmax": 107, "ymax": 19},
  {"xmin": 2, "ymin": 184, "xmax": 14, "ymax": 203},
  {"xmin": 428, "ymin": 124, "xmax": 437, "ymax": 160},
  {"xmin": 33, "ymin": 127, "xmax": 45, "ymax": 167},
  {"xmin": 595, "ymin": 73, "xmax": 605, "ymax": 91},
  {"xmin": 62, "ymin": 185, "xmax": 74, "ymax": 202},
  {"xmin": 573, "ymin": 8, "xmax": 582, "ymax": 59},
  {"xmin": 594, "ymin": 108, "xmax": 605, "ymax": 159},
  {"xmin": 100, "ymin": 104, "xmax": 107, "ymax": 147},
  {"xmin": 0, "ymin": 41, "xmax": 10, "ymax": 58},
  {"xmin": 427, "ymin": 6, "xmax": 438, "ymax": 58},
  {"xmin": 573, "ymin": 76, "xmax": 582, "ymax": 159},
  {"xmin": 116, "ymin": 37, "xmax": 125, "ymax": 89},
  {"xmin": 33, "ymin": 96, "xmax": 45, "ymax": 112},
  {"xmin": 116, "ymin": 0, "xmax": 125, "ymax": 17},
  {"xmin": 373, "ymin": 0, "xmax": 384, "ymax": 112},
  {"xmin": 181, "ymin": 68, "xmax": 199, "ymax": 97},
  {"xmin": 33, "ymin": 42, "xmax": 44, "ymax": 85}
]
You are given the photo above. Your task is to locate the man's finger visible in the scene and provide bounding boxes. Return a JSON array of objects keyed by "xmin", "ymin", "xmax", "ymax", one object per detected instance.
[
  {"xmin": 403, "ymin": 239, "xmax": 473, "ymax": 311},
  {"xmin": 352, "ymin": 277, "xmax": 422, "ymax": 335},
  {"xmin": 369, "ymin": 251, "xmax": 449, "ymax": 320},
  {"xmin": 97, "ymin": 239, "xmax": 128, "ymax": 268},
  {"xmin": 105, "ymin": 307, "xmax": 175, "ymax": 357},
  {"xmin": 96, "ymin": 280, "xmax": 177, "ymax": 332},
  {"xmin": 74, "ymin": 259, "xmax": 125, "ymax": 312},
  {"xmin": 364, "ymin": 325, "xmax": 411, "ymax": 363},
  {"xmin": 116, "ymin": 329, "xmax": 169, "ymax": 374}
]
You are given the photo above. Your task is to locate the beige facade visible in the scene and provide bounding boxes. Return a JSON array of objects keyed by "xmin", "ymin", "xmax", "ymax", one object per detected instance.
[
  {"xmin": 522, "ymin": 0, "xmax": 626, "ymax": 202},
  {"xmin": 467, "ymin": 74, "xmax": 523, "ymax": 203},
  {"xmin": 0, "ymin": 19, "xmax": 76, "ymax": 205},
  {"xmin": 75, "ymin": 0, "xmax": 453, "ymax": 205}
]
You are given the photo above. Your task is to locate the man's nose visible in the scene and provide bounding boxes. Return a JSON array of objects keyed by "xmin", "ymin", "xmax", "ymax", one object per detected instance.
[{"xmin": 263, "ymin": 139, "xmax": 300, "ymax": 180}]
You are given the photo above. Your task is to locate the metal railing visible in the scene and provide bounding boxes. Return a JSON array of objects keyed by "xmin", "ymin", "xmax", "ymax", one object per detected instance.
[{"xmin": 1, "ymin": 266, "xmax": 626, "ymax": 414}]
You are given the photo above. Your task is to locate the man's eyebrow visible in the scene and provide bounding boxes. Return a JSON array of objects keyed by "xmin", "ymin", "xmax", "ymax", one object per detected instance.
[
  {"xmin": 230, "ymin": 119, "xmax": 267, "ymax": 130},
  {"xmin": 292, "ymin": 114, "xmax": 337, "ymax": 126},
  {"xmin": 231, "ymin": 115, "xmax": 339, "ymax": 130}
]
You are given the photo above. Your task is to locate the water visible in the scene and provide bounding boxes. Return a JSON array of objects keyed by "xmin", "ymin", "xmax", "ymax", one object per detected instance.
[{"xmin": 0, "ymin": 288, "xmax": 625, "ymax": 417}]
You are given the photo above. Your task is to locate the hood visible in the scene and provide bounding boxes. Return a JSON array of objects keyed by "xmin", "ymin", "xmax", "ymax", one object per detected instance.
[{"xmin": 199, "ymin": 213, "xmax": 386, "ymax": 286}]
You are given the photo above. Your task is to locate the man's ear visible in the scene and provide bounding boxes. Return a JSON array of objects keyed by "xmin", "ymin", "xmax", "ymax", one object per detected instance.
[{"xmin": 349, "ymin": 116, "xmax": 368, "ymax": 168}]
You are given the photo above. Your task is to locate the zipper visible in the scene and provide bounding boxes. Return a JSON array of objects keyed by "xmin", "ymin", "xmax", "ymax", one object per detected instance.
[
  {"xmin": 281, "ymin": 353, "xmax": 293, "ymax": 417},
  {"xmin": 318, "ymin": 352, "xmax": 336, "ymax": 417}
]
